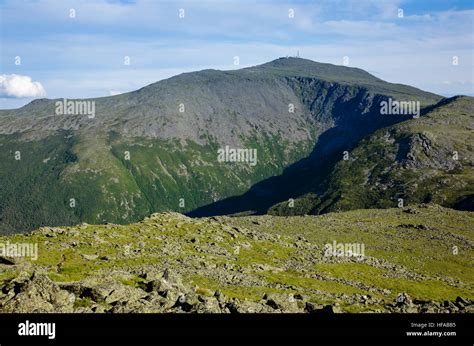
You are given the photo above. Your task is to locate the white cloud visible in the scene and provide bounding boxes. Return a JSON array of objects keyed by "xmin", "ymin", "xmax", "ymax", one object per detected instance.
[{"xmin": 0, "ymin": 74, "xmax": 46, "ymax": 98}]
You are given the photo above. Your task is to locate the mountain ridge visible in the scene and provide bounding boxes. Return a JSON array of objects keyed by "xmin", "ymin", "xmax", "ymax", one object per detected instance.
[{"xmin": 1, "ymin": 57, "xmax": 441, "ymax": 114}]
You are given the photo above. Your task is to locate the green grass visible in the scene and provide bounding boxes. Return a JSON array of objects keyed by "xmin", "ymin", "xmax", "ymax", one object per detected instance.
[
  {"xmin": 261, "ymin": 270, "xmax": 366, "ymax": 295},
  {"xmin": 231, "ymin": 205, "xmax": 474, "ymax": 303},
  {"xmin": 315, "ymin": 263, "xmax": 473, "ymax": 301}
]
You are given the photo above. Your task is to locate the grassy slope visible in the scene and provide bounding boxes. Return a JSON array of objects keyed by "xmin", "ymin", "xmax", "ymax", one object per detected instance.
[
  {"xmin": 1, "ymin": 205, "xmax": 472, "ymax": 312},
  {"xmin": 231, "ymin": 205, "xmax": 474, "ymax": 307}
]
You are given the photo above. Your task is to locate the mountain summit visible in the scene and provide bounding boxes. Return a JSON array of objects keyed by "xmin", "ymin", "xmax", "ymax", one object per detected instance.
[{"xmin": 249, "ymin": 57, "xmax": 382, "ymax": 82}]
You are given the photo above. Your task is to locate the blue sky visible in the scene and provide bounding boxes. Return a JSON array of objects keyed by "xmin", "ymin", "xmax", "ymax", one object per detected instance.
[{"xmin": 0, "ymin": 0, "xmax": 473, "ymax": 108}]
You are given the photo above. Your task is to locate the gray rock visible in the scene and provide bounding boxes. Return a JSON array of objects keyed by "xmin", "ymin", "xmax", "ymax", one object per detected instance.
[
  {"xmin": 1, "ymin": 272, "xmax": 75, "ymax": 313},
  {"xmin": 305, "ymin": 302, "xmax": 324, "ymax": 313},
  {"xmin": 263, "ymin": 293, "xmax": 300, "ymax": 312}
]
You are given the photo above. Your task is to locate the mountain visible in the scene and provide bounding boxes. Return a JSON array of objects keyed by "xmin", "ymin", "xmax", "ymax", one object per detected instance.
[
  {"xmin": 0, "ymin": 57, "xmax": 442, "ymax": 234},
  {"xmin": 269, "ymin": 96, "xmax": 474, "ymax": 215}
]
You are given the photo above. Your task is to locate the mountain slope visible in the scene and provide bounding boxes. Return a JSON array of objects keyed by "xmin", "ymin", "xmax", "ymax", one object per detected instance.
[
  {"xmin": 0, "ymin": 58, "xmax": 441, "ymax": 233},
  {"xmin": 269, "ymin": 96, "xmax": 474, "ymax": 215},
  {"xmin": 0, "ymin": 205, "xmax": 472, "ymax": 313}
]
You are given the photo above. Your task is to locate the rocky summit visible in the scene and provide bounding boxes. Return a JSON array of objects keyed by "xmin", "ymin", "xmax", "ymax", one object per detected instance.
[{"xmin": 0, "ymin": 205, "xmax": 472, "ymax": 313}]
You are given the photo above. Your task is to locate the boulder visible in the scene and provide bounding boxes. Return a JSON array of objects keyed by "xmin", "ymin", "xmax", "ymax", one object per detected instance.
[
  {"xmin": 263, "ymin": 293, "xmax": 301, "ymax": 312},
  {"xmin": 1, "ymin": 272, "xmax": 75, "ymax": 313},
  {"xmin": 305, "ymin": 302, "xmax": 324, "ymax": 313}
]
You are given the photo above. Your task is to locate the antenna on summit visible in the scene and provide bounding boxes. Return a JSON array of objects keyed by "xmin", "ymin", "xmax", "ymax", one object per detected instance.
[{"xmin": 296, "ymin": 50, "xmax": 300, "ymax": 58}]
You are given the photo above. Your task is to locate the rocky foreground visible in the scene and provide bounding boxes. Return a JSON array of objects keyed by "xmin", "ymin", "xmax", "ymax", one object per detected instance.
[{"xmin": 0, "ymin": 205, "xmax": 473, "ymax": 313}]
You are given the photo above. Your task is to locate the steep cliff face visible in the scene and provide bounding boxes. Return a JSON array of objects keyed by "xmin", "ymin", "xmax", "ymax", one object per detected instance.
[
  {"xmin": 189, "ymin": 80, "xmax": 437, "ymax": 217},
  {"xmin": 0, "ymin": 58, "xmax": 441, "ymax": 233}
]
